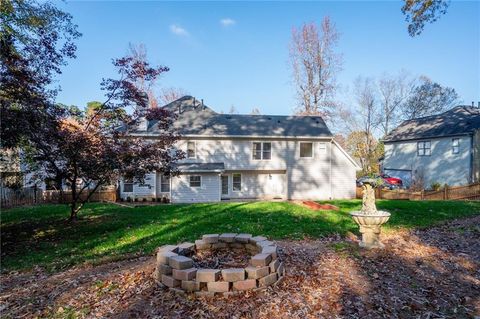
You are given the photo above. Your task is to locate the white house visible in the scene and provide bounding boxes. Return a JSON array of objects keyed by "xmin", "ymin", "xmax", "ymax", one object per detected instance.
[
  {"xmin": 382, "ymin": 106, "xmax": 480, "ymax": 188},
  {"xmin": 120, "ymin": 96, "xmax": 360, "ymax": 202}
]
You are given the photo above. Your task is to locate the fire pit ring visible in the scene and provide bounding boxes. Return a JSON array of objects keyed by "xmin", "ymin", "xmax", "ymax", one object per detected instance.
[{"xmin": 153, "ymin": 234, "xmax": 285, "ymax": 297}]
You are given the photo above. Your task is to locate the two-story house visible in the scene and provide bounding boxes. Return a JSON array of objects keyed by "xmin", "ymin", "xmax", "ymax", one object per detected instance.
[
  {"xmin": 382, "ymin": 105, "xmax": 480, "ymax": 188},
  {"xmin": 120, "ymin": 96, "xmax": 360, "ymax": 202}
]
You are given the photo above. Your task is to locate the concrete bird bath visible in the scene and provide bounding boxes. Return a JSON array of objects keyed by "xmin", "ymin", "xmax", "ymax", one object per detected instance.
[{"xmin": 350, "ymin": 178, "xmax": 390, "ymax": 249}]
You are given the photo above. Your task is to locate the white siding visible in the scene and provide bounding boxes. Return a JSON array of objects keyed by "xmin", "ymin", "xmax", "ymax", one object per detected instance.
[
  {"xmin": 120, "ymin": 173, "xmax": 156, "ymax": 199},
  {"xmin": 383, "ymin": 135, "xmax": 472, "ymax": 187},
  {"xmin": 331, "ymin": 143, "xmax": 357, "ymax": 199},
  {"xmin": 286, "ymin": 141, "xmax": 332, "ymax": 200},
  {"xmin": 171, "ymin": 173, "xmax": 220, "ymax": 203},
  {"xmin": 224, "ymin": 172, "xmax": 287, "ymax": 199}
]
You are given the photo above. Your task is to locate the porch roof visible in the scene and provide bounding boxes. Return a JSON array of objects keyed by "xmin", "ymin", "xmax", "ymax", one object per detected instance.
[{"xmin": 177, "ymin": 162, "xmax": 225, "ymax": 173}]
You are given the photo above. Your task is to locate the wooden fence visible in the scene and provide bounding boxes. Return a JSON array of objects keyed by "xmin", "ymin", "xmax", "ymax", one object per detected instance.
[
  {"xmin": 356, "ymin": 183, "xmax": 480, "ymax": 201},
  {"xmin": 1, "ymin": 187, "xmax": 117, "ymax": 209}
]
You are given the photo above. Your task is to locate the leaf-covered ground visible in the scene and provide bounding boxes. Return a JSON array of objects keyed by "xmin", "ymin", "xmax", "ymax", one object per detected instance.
[{"xmin": 1, "ymin": 215, "xmax": 479, "ymax": 318}]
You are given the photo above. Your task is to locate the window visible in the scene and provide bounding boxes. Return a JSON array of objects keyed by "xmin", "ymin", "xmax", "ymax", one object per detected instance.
[
  {"xmin": 417, "ymin": 141, "xmax": 431, "ymax": 156},
  {"xmin": 123, "ymin": 179, "xmax": 133, "ymax": 192},
  {"xmin": 187, "ymin": 141, "xmax": 196, "ymax": 158},
  {"xmin": 232, "ymin": 173, "xmax": 241, "ymax": 191},
  {"xmin": 452, "ymin": 138, "xmax": 459, "ymax": 154},
  {"xmin": 189, "ymin": 175, "xmax": 201, "ymax": 187},
  {"xmin": 252, "ymin": 142, "xmax": 271, "ymax": 160},
  {"xmin": 160, "ymin": 175, "xmax": 170, "ymax": 192},
  {"xmin": 300, "ymin": 142, "xmax": 313, "ymax": 158}
]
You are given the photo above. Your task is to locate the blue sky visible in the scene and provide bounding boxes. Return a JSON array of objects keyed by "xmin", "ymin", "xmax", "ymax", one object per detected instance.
[{"xmin": 56, "ymin": 1, "xmax": 479, "ymax": 115}]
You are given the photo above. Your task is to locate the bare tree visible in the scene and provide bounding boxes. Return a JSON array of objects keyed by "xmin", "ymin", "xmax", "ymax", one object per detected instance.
[
  {"xmin": 289, "ymin": 17, "xmax": 342, "ymax": 118},
  {"xmin": 159, "ymin": 87, "xmax": 189, "ymax": 105},
  {"xmin": 128, "ymin": 43, "xmax": 163, "ymax": 109},
  {"xmin": 401, "ymin": 76, "xmax": 460, "ymax": 119},
  {"xmin": 376, "ymin": 71, "xmax": 415, "ymax": 136},
  {"xmin": 353, "ymin": 76, "xmax": 379, "ymax": 174}
]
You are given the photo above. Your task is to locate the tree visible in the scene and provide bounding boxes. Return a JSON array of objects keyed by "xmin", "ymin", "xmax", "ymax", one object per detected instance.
[
  {"xmin": 0, "ymin": 0, "xmax": 81, "ymax": 148},
  {"xmin": 376, "ymin": 71, "xmax": 414, "ymax": 136},
  {"xmin": 401, "ymin": 76, "xmax": 460, "ymax": 119},
  {"xmin": 289, "ymin": 17, "xmax": 342, "ymax": 117},
  {"xmin": 159, "ymin": 87, "xmax": 189, "ymax": 105},
  {"xmin": 345, "ymin": 131, "xmax": 383, "ymax": 176},
  {"xmin": 353, "ymin": 76, "xmax": 379, "ymax": 174},
  {"xmin": 23, "ymin": 55, "xmax": 184, "ymax": 220},
  {"xmin": 401, "ymin": 0, "xmax": 449, "ymax": 36}
]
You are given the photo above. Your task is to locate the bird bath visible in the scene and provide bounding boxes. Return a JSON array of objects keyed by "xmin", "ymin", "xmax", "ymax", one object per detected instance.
[{"xmin": 350, "ymin": 178, "xmax": 390, "ymax": 249}]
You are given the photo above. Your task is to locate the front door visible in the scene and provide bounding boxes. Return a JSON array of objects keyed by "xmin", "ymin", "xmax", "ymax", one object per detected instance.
[{"xmin": 221, "ymin": 175, "xmax": 229, "ymax": 198}]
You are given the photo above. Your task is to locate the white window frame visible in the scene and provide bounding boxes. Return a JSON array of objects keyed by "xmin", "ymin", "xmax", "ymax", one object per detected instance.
[
  {"xmin": 299, "ymin": 142, "xmax": 314, "ymax": 158},
  {"xmin": 187, "ymin": 141, "xmax": 196, "ymax": 159},
  {"xmin": 232, "ymin": 173, "xmax": 242, "ymax": 191},
  {"xmin": 123, "ymin": 178, "xmax": 133, "ymax": 193},
  {"xmin": 452, "ymin": 138, "xmax": 459, "ymax": 154},
  {"xmin": 251, "ymin": 142, "xmax": 272, "ymax": 161},
  {"xmin": 160, "ymin": 175, "xmax": 170, "ymax": 192},
  {"xmin": 189, "ymin": 175, "xmax": 201, "ymax": 188},
  {"xmin": 417, "ymin": 141, "xmax": 431, "ymax": 156}
]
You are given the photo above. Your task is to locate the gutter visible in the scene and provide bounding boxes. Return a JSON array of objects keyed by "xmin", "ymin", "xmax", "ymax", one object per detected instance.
[
  {"xmin": 383, "ymin": 132, "xmax": 472, "ymax": 144},
  {"xmin": 128, "ymin": 133, "xmax": 334, "ymax": 141}
]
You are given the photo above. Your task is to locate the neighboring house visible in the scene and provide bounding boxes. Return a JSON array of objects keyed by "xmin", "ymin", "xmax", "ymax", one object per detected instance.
[
  {"xmin": 120, "ymin": 96, "xmax": 360, "ymax": 203},
  {"xmin": 382, "ymin": 106, "xmax": 480, "ymax": 188}
]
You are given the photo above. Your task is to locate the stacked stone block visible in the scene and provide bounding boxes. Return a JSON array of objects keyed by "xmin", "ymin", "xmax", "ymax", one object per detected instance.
[{"xmin": 154, "ymin": 233, "xmax": 285, "ymax": 297}]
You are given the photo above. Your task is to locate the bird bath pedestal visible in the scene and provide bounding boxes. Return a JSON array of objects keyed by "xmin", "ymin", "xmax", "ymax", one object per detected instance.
[{"xmin": 350, "ymin": 179, "xmax": 390, "ymax": 249}]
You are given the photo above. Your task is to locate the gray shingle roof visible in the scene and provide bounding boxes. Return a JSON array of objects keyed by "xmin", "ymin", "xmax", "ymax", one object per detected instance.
[
  {"xmin": 142, "ymin": 96, "xmax": 332, "ymax": 138},
  {"xmin": 383, "ymin": 106, "xmax": 480, "ymax": 142},
  {"xmin": 177, "ymin": 162, "xmax": 225, "ymax": 173}
]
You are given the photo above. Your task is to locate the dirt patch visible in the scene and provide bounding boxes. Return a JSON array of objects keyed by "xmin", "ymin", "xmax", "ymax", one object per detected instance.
[
  {"xmin": 191, "ymin": 248, "xmax": 251, "ymax": 269},
  {"xmin": 1, "ymin": 216, "xmax": 479, "ymax": 318}
]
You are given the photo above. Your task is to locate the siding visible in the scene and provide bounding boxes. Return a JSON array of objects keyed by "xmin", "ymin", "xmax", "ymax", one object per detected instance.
[
  {"xmin": 171, "ymin": 173, "xmax": 220, "ymax": 203},
  {"xmin": 331, "ymin": 143, "xmax": 357, "ymax": 199},
  {"xmin": 224, "ymin": 172, "xmax": 286, "ymax": 199},
  {"xmin": 120, "ymin": 173, "xmax": 156, "ymax": 199},
  {"xmin": 383, "ymin": 135, "xmax": 472, "ymax": 187},
  {"xmin": 286, "ymin": 141, "xmax": 332, "ymax": 200}
]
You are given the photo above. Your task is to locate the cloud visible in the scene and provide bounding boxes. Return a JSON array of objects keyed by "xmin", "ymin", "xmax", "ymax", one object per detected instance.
[
  {"xmin": 220, "ymin": 18, "xmax": 236, "ymax": 27},
  {"xmin": 169, "ymin": 24, "xmax": 189, "ymax": 36}
]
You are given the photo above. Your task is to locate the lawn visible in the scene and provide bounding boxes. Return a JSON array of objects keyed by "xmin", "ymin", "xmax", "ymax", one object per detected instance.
[{"xmin": 1, "ymin": 200, "xmax": 479, "ymax": 272}]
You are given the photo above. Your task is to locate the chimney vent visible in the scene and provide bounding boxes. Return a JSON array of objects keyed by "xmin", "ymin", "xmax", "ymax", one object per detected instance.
[
  {"xmin": 202, "ymin": 99, "xmax": 205, "ymax": 110},
  {"xmin": 472, "ymin": 101, "xmax": 475, "ymax": 107},
  {"xmin": 478, "ymin": 101, "xmax": 480, "ymax": 108}
]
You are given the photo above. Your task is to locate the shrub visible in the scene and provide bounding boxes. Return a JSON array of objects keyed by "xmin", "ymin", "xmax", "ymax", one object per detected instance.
[{"xmin": 430, "ymin": 182, "xmax": 442, "ymax": 191}]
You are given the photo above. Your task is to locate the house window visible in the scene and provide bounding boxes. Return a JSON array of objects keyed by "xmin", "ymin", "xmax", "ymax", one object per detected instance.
[
  {"xmin": 417, "ymin": 141, "xmax": 431, "ymax": 156},
  {"xmin": 300, "ymin": 142, "xmax": 314, "ymax": 158},
  {"xmin": 252, "ymin": 142, "xmax": 271, "ymax": 160},
  {"xmin": 160, "ymin": 175, "xmax": 170, "ymax": 192},
  {"xmin": 452, "ymin": 138, "xmax": 459, "ymax": 154},
  {"xmin": 187, "ymin": 141, "xmax": 196, "ymax": 159},
  {"xmin": 123, "ymin": 179, "xmax": 133, "ymax": 192},
  {"xmin": 232, "ymin": 173, "xmax": 241, "ymax": 191},
  {"xmin": 189, "ymin": 175, "xmax": 201, "ymax": 187}
]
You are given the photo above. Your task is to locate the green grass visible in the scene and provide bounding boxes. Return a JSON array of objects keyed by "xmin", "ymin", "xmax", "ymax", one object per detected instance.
[{"xmin": 1, "ymin": 200, "xmax": 479, "ymax": 272}]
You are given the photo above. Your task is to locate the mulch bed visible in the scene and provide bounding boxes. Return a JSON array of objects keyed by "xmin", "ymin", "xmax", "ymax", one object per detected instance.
[{"xmin": 1, "ymin": 216, "xmax": 479, "ymax": 318}]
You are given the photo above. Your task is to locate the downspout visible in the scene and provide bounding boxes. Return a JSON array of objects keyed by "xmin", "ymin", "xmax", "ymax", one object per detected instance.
[{"xmin": 329, "ymin": 138, "xmax": 333, "ymax": 200}]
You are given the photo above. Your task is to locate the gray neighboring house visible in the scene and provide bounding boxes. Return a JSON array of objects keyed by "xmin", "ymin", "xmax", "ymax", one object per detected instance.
[
  {"xmin": 382, "ymin": 106, "xmax": 480, "ymax": 188},
  {"xmin": 120, "ymin": 96, "xmax": 360, "ymax": 203}
]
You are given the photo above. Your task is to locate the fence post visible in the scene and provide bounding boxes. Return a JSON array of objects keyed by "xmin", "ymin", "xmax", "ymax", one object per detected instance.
[{"xmin": 444, "ymin": 184, "xmax": 448, "ymax": 200}]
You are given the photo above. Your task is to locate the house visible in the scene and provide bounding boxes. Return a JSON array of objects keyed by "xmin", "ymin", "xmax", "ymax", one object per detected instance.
[
  {"xmin": 120, "ymin": 96, "xmax": 360, "ymax": 203},
  {"xmin": 382, "ymin": 105, "xmax": 480, "ymax": 188}
]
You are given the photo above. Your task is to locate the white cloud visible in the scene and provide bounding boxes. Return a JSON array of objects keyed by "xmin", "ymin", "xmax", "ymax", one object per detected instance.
[
  {"xmin": 169, "ymin": 24, "xmax": 189, "ymax": 36},
  {"xmin": 220, "ymin": 18, "xmax": 236, "ymax": 27}
]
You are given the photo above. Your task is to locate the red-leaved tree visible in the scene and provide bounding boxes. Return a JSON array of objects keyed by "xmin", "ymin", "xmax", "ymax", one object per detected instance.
[{"xmin": 24, "ymin": 56, "xmax": 184, "ymax": 220}]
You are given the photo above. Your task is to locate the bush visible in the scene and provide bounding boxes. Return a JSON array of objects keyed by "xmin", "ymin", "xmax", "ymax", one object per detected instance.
[{"xmin": 430, "ymin": 182, "xmax": 442, "ymax": 191}]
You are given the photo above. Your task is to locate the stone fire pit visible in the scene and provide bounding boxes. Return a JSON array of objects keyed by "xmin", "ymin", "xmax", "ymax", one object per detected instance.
[{"xmin": 153, "ymin": 234, "xmax": 285, "ymax": 297}]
